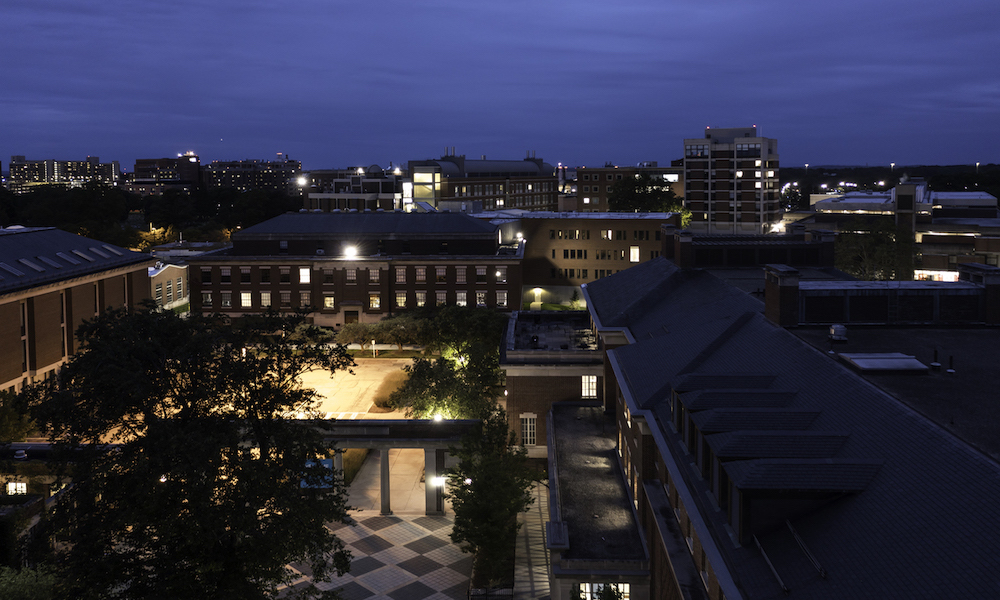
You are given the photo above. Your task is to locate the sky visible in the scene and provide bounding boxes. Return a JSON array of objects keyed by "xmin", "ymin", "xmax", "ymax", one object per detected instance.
[{"xmin": 2, "ymin": 0, "xmax": 998, "ymax": 172}]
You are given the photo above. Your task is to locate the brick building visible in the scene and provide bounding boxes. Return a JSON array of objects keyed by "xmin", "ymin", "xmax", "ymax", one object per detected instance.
[
  {"xmin": 188, "ymin": 211, "xmax": 523, "ymax": 327},
  {"xmin": 572, "ymin": 162, "xmax": 683, "ymax": 213},
  {"xmin": 7, "ymin": 155, "xmax": 120, "ymax": 194},
  {"xmin": 201, "ymin": 154, "xmax": 302, "ymax": 193},
  {"xmin": 408, "ymin": 152, "xmax": 558, "ymax": 211},
  {"xmin": 0, "ymin": 227, "xmax": 153, "ymax": 393}
]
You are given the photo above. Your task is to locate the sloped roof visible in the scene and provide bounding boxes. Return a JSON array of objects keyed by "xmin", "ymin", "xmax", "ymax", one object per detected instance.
[
  {"xmin": 0, "ymin": 227, "xmax": 151, "ymax": 296},
  {"xmin": 691, "ymin": 409, "xmax": 821, "ymax": 433},
  {"xmin": 235, "ymin": 211, "xmax": 498, "ymax": 239},
  {"xmin": 706, "ymin": 431, "xmax": 850, "ymax": 460},
  {"xmin": 723, "ymin": 459, "xmax": 881, "ymax": 491}
]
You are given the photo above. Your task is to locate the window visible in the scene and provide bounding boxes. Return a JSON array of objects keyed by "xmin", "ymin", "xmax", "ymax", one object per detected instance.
[
  {"xmin": 5, "ymin": 482, "xmax": 26, "ymax": 495},
  {"xmin": 395, "ymin": 292, "xmax": 406, "ymax": 308},
  {"xmin": 280, "ymin": 267, "xmax": 290, "ymax": 283},
  {"xmin": 261, "ymin": 292, "xmax": 271, "ymax": 308},
  {"xmin": 476, "ymin": 291, "xmax": 487, "ymax": 307},
  {"xmin": 280, "ymin": 291, "xmax": 291, "ymax": 308},
  {"xmin": 416, "ymin": 291, "xmax": 426, "ymax": 307},
  {"xmin": 300, "ymin": 291, "xmax": 311, "ymax": 307},
  {"xmin": 260, "ymin": 268, "xmax": 271, "ymax": 283},
  {"xmin": 521, "ymin": 414, "xmax": 536, "ymax": 446},
  {"xmin": 395, "ymin": 267, "xmax": 406, "ymax": 283},
  {"xmin": 415, "ymin": 266, "xmax": 426, "ymax": 282},
  {"xmin": 155, "ymin": 283, "xmax": 163, "ymax": 307},
  {"xmin": 370, "ymin": 269, "xmax": 380, "ymax": 283},
  {"xmin": 369, "ymin": 293, "xmax": 380, "ymax": 309},
  {"xmin": 165, "ymin": 280, "xmax": 173, "ymax": 303},
  {"xmin": 436, "ymin": 266, "xmax": 447, "ymax": 282},
  {"xmin": 582, "ymin": 375, "xmax": 597, "ymax": 399},
  {"xmin": 221, "ymin": 292, "xmax": 232, "ymax": 308},
  {"xmin": 346, "ymin": 269, "xmax": 357, "ymax": 283},
  {"xmin": 476, "ymin": 266, "xmax": 487, "ymax": 283},
  {"xmin": 240, "ymin": 292, "xmax": 252, "ymax": 308},
  {"xmin": 576, "ymin": 583, "xmax": 629, "ymax": 600},
  {"xmin": 202, "ymin": 292, "xmax": 212, "ymax": 306},
  {"xmin": 629, "ymin": 246, "xmax": 640, "ymax": 263},
  {"xmin": 324, "ymin": 295, "xmax": 335, "ymax": 309},
  {"xmin": 299, "ymin": 267, "xmax": 310, "ymax": 284},
  {"xmin": 456, "ymin": 267, "xmax": 467, "ymax": 284},
  {"xmin": 279, "ymin": 240, "xmax": 288, "ymax": 253},
  {"xmin": 176, "ymin": 277, "xmax": 183, "ymax": 297},
  {"xmin": 323, "ymin": 269, "xmax": 334, "ymax": 284},
  {"xmin": 220, "ymin": 267, "xmax": 231, "ymax": 284},
  {"xmin": 201, "ymin": 268, "xmax": 212, "ymax": 284},
  {"xmin": 456, "ymin": 291, "xmax": 467, "ymax": 307},
  {"xmin": 241, "ymin": 267, "xmax": 251, "ymax": 283},
  {"xmin": 496, "ymin": 290, "xmax": 508, "ymax": 308},
  {"xmin": 436, "ymin": 291, "xmax": 447, "ymax": 306}
]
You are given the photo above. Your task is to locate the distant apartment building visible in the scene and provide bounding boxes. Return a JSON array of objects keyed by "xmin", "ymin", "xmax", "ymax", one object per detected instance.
[
  {"xmin": 125, "ymin": 153, "xmax": 201, "ymax": 196},
  {"xmin": 188, "ymin": 211, "xmax": 523, "ymax": 328},
  {"xmin": 0, "ymin": 227, "xmax": 153, "ymax": 393},
  {"xmin": 202, "ymin": 154, "xmax": 302, "ymax": 193},
  {"xmin": 407, "ymin": 151, "xmax": 558, "ymax": 211},
  {"xmin": 6, "ymin": 155, "xmax": 120, "ymax": 194},
  {"xmin": 303, "ymin": 165, "xmax": 404, "ymax": 212},
  {"xmin": 684, "ymin": 126, "xmax": 780, "ymax": 234},
  {"xmin": 570, "ymin": 162, "xmax": 684, "ymax": 212}
]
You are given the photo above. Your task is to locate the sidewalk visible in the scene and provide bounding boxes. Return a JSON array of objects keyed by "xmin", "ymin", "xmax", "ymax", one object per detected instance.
[{"xmin": 513, "ymin": 481, "xmax": 551, "ymax": 600}]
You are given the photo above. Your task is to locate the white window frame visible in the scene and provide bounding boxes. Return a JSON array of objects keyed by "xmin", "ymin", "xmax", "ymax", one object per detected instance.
[
  {"xmin": 582, "ymin": 375, "xmax": 597, "ymax": 399},
  {"xmin": 520, "ymin": 413, "xmax": 537, "ymax": 446}
]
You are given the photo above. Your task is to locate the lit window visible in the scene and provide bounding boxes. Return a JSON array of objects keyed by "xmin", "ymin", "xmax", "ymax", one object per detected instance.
[
  {"xmin": 496, "ymin": 290, "xmax": 508, "ymax": 308},
  {"xmin": 5, "ymin": 482, "xmax": 26, "ymax": 495},
  {"xmin": 202, "ymin": 292, "xmax": 212, "ymax": 306},
  {"xmin": 582, "ymin": 375, "xmax": 597, "ymax": 399},
  {"xmin": 299, "ymin": 267, "xmax": 310, "ymax": 284},
  {"xmin": 416, "ymin": 291, "xmax": 426, "ymax": 307},
  {"xmin": 456, "ymin": 291, "xmax": 467, "ymax": 307},
  {"xmin": 370, "ymin": 269, "xmax": 380, "ymax": 283},
  {"xmin": 436, "ymin": 266, "xmax": 447, "ymax": 282},
  {"xmin": 395, "ymin": 292, "xmax": 406, "ymax": 308},
  {"xmin": 324, "ymin": 295, "xmax": 335, "ymax": 309},
  {"xmin": 369, "ymin": 293, "xmax": 380, "ymax": 309},
  {"xmin": 415, "ymin": 266, "xmax": 426, "ymax": 282},
  {"xmin": 629, "ymin": 246, "xmax": 640, "ymax": 263},
  {"xmin": 240, "ymin": 292, "xmax": 252, "ymax": 308},
  {"xmin": 521, "ymin": 414, "xmax": 537, "ymax": 446},
  {"xmin": 436, "ymin": 291, "xmax": 447, "ymax": 306},
  {"xmin": 735, "ymin": 171, "xmax": 743, "ymax": 178},
  {"xmin": 300, "ymin": 292, "xmax": 311, "ymax": 307},
  {"xmin": 496, "ymin": 267, "xmax": 507, "ymax": 283},
  {"xmin": 476, "ymin": 291, "xmax": 487, "ymax": 307},
  {"xmin": 395, "ymin": 267, "xmax": 406, "ymax": 283},
  {"xmin": 261, "ymin": 292, "xmax": 271, "ymax": 308},
  {"xmin": 577, "ymin": 583, "xmax": 629, "ymax": 600}
]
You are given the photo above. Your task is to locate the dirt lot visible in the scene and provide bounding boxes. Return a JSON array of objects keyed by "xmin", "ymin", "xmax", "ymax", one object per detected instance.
[{"xmin": 298, "ymin": 358, "xmax": 412, "ymax": 417}]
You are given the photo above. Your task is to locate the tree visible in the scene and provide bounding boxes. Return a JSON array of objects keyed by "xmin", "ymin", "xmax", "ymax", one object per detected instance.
[
  {"xmin": 835, "ymin": 217, "xmax": 912, "ymax": 280},
  {"xmin": 607, "ymin": 172, "xmax": 688, "ymax": 218},
  {"xmin": 446, "ymin": 405, "xmax": 537, "ymax": 588},
  {"xmin": 21, "ymin": 307, "xmax": 355, "ymax": 600},
  {"xmin": 0, "ymin": 391, "xmax": 34, "ymax": 443},
  {"xmin": 0, "ymin": 566, "xmax": 57, "ymax": 600}
]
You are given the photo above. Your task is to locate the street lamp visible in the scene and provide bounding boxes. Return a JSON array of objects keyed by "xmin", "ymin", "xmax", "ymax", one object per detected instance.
[{"xmin": 891, "ymin": 162, "xmax": 895, "ymax": 172}]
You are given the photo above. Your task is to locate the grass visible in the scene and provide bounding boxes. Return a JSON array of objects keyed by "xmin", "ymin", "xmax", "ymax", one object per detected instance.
[
  {"xmin": 369, "ymin": 368, "xmax": 410, "ymax": 412},
  {"xmin": 341, "ymin": 448, "xmax": 370, "ymax": 486}
]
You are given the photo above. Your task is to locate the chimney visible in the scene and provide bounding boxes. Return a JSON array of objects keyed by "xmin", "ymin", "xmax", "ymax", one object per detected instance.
[{"xmin": 765, "ymin": 264, "xmax": 800, "ymax": 327}]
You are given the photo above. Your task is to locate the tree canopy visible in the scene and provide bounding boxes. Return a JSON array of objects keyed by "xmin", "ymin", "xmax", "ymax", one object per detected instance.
[
  {"xmin": 21, "ymin": 307, "xmax": 355, "ymax": 599},
  {"xmin": 607, "ymin": 173, "xmax": 686, "ymax": 215},
  {"xmin": 835, "ymin": 217, "xmax": 913, "ymax": 280}
]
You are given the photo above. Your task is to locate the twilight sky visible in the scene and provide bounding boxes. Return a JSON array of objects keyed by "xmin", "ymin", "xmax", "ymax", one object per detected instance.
[{"xmin": 3, "ymin": 0, "xmax": 998, "ymax": 171}]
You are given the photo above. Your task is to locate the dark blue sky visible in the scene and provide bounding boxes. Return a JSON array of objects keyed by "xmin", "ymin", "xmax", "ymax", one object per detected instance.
[{"xmin": 3, "ymin": 0, "xmax": 998, "ymax": 171}]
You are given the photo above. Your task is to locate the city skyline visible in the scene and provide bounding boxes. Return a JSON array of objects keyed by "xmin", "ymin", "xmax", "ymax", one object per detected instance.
[{"xmin": 3, "ymin": 0, "xmax": 998, "ymax": 172}]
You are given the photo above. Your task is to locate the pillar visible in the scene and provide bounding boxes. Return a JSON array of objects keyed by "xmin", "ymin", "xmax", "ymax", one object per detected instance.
[
  {"xmin": 333, "ymin": 450, "xmax": 344, "ymax": 483},
  {"xmin": 424, "ymin": 448, "xmax": 444, "ymax": 515},
  {"xmin": 380, "ymin": 448, "xmax": 392, "ymax": 515}
]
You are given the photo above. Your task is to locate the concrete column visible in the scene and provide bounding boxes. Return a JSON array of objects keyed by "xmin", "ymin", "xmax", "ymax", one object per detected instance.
[
  {"xmin": 380, "ymin": 448, "xmax": 392, "ymax": 515},
  {"xmin": 333, "ymin": 450, "xmax": 344, "ymax": 483},
  {"xmin": 424, "ymin": 448, "xmax": 440, "ymax": 515}
]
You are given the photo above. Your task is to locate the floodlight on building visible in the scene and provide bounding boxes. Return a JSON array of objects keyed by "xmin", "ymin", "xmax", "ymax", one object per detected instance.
[
  {"xmin": 344, "ymin": 246, "xmax": 357, "ymax": 258},
  {"xmin": 297, "ymin": 176, "xmax": 307, "ymax": 186},
  {"xmin": 431, "ymin": 476, "xmax": 446, "ymax": 487},
  {"xmin": 356, "ymin": 167, "xmax": 364, "ymax": 175},
  {"xmin": 532, "ymin": 288, "xmax": 543, "ymax": 303},
  {"xmin": 433, "ymin": 413, "xmax": 443, "ymax": 422}
]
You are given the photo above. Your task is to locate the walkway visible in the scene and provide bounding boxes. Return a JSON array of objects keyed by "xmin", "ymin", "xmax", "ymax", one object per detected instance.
[{"xmin": 514, "ymin": 481, "xmax": 551, "ymax": 600}]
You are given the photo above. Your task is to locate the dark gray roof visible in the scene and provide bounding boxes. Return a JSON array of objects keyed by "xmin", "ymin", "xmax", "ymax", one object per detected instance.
[
  {"xmin": 0, "ymin": 227, "xmax": 151, "ymax": 296},
  {"xmin": 235, "ymin": 211, "xmax": 498, "ymax": 239},
  {"xmin": 706, "ymin": 431, "xmax": 850, "ymax": 460},
  {"xmin": 590, "ymin": 263, "xmax": 1000, "ymax": 598},
  {"xmin": 691, "ymin": 409, "xmax": 821, "ymax": 433},
  {"xmin": 679, "ymin": 389, "xmax": 797, "ymax": 411}
]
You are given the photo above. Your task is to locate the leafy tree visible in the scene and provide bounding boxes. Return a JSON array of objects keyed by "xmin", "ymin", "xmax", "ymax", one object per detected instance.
[
  {"xmin": 0, "ymin": 566, "xmax": 57, "ymax": 600},
  {"xmin": 387, "ymin": 357, "xmax": 495, "ymax": 419},
  {"xmin": 446, "ymin": 405, "xmax": 537, "ymax": 588},
  {"xmin": 607, "ymin": 172, "xmax": 687, "ymax": 217},
  {"xmin": 335, "ymin": 322, "xmax": 375, "ymax": 348},
  {"xmin": 372, "ymin": 315, "xmax": 421, "ymax": 350},
  {"xmin": 0, "ymin": 391, "xmax": 34, "ymax": 442},
  {"xmin": 835, "ymin": 217, "xmax": 913, "ymax": 280},
  {"xmin": 21, "ymin": 306, "xmax": 354, "ymax": 599}
]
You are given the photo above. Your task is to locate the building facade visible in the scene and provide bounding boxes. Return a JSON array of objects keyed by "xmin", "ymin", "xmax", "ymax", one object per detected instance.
[
  {"xmin": 408, "ymin": 152, "xmax": 558, "ymax": 211},
  {"xmin": 7, "ymin": 156, "xmax": 120, "ymax": 194},
  {"xmin": 303, "ymin": 165, "xmax": 404, "ymax": 212},
  {"xmin": 202, "ymin": 154, "xmax": 302, "ymax": 193},
  {"xmin": 573, "ymin": 162, "xmax": 684, "ymax": 212},
  {"xmin": 125, "ymin": 153, "xmax": 201, "ymax": 196},
  {"xmin": 0, "ymin": 227, "xmax": 153, "ymax": 393},
  {"xmin": 684, "ymin": 126, "xmax": 780, "ymax": 234},
  {"xmin": 188, "ymin": 211, "xmax": 523, "ymax": 328}
]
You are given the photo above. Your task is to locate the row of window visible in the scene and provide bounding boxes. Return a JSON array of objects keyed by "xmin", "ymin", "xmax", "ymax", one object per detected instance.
[
  {"xmin": 548, "ymin": 229, "xmax": 663, "ymax": 241},
  {"xmin": 202, "ymin": 265, "xmax": 507, "ymax": 286},
  {"xmin": 153, "ymin": 277, "xmax": 184, "ymax": 307},
  {"xmin": 580, "ymin": 172, "xmax": 625, "ymax": 181},
  {"xmin": 202, "ymin": 290, "xmax": 510, "ymax": 310}
]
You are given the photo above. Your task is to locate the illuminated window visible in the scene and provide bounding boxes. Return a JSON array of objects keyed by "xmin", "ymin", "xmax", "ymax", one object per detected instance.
[
  {"xmin": 300, "ymin": 292, "xmax": 310, "ymax": 307},
  {"xmin": 202, "ymin": 292, "xmax": 212, "ymax": 306},
  {"xmin": 299, "ymin": 267, "xmax": 310, "ymax": 284},
  {"xmin": 629, "ymin": 246, "xmax": 640, "ymax": 263},
  {"xmin": 240, "ymin": 292, "xmax": 252, "ymax": 308},
  {"xmin": 476, "ymin": 291, "xmax": 487, "ymax": 307},
  {"xmin": 582, "ymin": 375, "xmax": 597, "ymax": 399},
  {"xmin": 395, "ymin": 292, "xmax": 406, "ymax": 308},
  {"xmin": 324, "ymin": 295, "xmax": 335, "ymax": 309},
  {"xmin": 261, "ymin": 292, "xmax": 271, "ymax": 308},
  {"xmin": 369, "ymin": 269, "xmax": 380, "ymax": 283},
  {"xmin": 576, "ymin": 583, "xmax": 629, "ymax": 600},
  {"xmin": 436, "ymin": 266, "xmax": 447, "ymax": 282},
  {"xmin": 520, "ymin": 414, "xmax": 536, "ymax": 446},
  {"xmin": 496, "ymin": 266, "xmax": 507, "ymax": 283},
  {"xmin": 436, "ymin": 291, "xmax": 447, "ymax": 306},
  {"xmin": 456, "ymin": 291, "xmax": 467, "ymax": 306},
  {"xmin": 5, "ymin": 482, "xmax": 26, "ymax": 495},
  {"xmin": 395, "ymin": 267, "xmax": 406, "ymax": 283},
  {"xmin": 496, "ymin": 291, "xmax": 508, "ymax": 308},
  {"xmin": 416, "ymin": 291, "xmax": 426, "ymax": 307},
  {"xmin": 369, "ymin": 293, "xmax": 380, "ymax": 309},
  {"xmin": 415, "ymin": 266, "xmax": 426, "ymax": 282}
]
